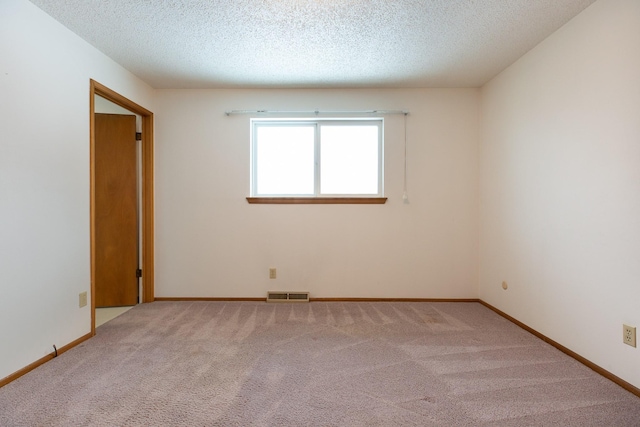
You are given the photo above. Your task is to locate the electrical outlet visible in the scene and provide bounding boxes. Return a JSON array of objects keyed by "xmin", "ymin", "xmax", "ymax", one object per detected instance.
[
  {"xmin": 269, "ymin": 268, "xmax": 277, "ymax": 279},
  {"xmin": 79, "ymin": 291, "xmax": 88, "ymax": 308},
  {"xmin": 623, "ymin": 325, "xmax": 636, "ymax": 347}
]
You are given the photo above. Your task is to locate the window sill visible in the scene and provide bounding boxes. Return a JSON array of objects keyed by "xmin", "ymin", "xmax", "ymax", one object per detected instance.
[{"xmin": 246, "ymin": 197, "xmax": 387, "ymax": 205}]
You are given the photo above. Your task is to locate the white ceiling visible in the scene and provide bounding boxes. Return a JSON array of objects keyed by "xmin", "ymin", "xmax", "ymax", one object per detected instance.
[{"xmin": 28, "ymin": 0, "xmax": 596, "ymax": 89}]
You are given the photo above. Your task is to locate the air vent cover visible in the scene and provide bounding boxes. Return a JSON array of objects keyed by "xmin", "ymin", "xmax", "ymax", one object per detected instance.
[{"xmin": 267, "ymin": 291, "xmax": 310, "ymax": 303}]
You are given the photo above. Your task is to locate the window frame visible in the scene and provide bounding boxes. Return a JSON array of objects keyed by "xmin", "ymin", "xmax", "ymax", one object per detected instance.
[{"xmin": 249, "ymin": 118, "xmax": 385, "ymax": 203}]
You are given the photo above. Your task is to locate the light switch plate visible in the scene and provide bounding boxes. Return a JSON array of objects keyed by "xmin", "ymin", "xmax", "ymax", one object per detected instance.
[{"xmin": 79, "ymin": 291, "xmax": 88, "ymax": 308}]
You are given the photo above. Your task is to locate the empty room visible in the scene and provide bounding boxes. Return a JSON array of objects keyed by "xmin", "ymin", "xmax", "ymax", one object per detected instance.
[{"xmin": 1, "ymin": 0, "xmax": 639, "ymax": 425}]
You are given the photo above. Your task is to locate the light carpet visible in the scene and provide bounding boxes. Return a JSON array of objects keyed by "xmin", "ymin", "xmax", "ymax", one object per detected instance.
[{"xmin": 1, "ymin": 301, "xmax": 639, "ymax": 426}]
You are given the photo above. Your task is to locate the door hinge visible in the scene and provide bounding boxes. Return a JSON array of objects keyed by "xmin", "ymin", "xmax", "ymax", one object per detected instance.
[
  {"xmin": 135, "ymin": 132, "xmax": 142, "ymax": 141},
  {"xmin": 136, "ymin": 268, "xmax": 142, "ymax": 278}
]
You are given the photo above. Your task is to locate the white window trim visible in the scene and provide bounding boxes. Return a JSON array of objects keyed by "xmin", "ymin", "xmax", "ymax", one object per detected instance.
[{"xmin": 250, "ymin": 118, "xmax": 384, "ymax": 199}]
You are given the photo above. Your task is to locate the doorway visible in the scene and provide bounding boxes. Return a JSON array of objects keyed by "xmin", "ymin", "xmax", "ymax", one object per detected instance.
[{"xmin": 90, "ymin": 80, "xmax": 154, "ymax": 335}]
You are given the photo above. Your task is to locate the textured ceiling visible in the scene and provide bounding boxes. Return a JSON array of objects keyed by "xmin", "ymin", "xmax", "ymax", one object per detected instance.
[{"xmin": 28, "ymin": 0, "xmax": 596, "ymax": 89}]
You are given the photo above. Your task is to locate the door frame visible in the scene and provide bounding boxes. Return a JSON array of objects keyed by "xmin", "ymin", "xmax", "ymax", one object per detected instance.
[{"xmin": 90, "ymin": 79, "xmax": 154, "ymax": 335}]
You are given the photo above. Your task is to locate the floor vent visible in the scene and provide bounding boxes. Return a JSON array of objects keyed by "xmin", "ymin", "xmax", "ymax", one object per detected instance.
[{"xmin": 267, "ymin": 291, "xmax": 310, "ymax": 303}]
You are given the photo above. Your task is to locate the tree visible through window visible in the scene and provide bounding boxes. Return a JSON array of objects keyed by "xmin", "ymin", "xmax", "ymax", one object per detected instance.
[{"xmin": 251, "ymin": 119, "xmax": 383, "ymax": 197}]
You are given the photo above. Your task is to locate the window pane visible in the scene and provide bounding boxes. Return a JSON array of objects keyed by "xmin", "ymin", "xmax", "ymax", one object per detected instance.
[
  {"xmin": 320, "ymin": 125, "xmax": 379, "ymax": 195},
  {"xmin": 255, "ymin": 126, "xmax": 315, "ymax": 195}
]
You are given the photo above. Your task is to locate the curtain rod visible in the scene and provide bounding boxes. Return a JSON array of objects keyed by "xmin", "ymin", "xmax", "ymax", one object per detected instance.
[{"xmin": 224, "ymin": 109, "xmax": 409, "ymax": 116}]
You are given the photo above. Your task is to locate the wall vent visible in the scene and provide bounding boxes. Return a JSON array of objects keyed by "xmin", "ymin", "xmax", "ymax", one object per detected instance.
[{"xmin": 267, "ymin": 291, "xmax": 310, "ymax": 303}]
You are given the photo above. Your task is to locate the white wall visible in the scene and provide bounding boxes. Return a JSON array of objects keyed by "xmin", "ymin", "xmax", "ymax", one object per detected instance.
[
  {"xmin": 480, "ymin": 0, "xmax": 640, "ymax": 388},
  {"xmin": 95, "ymin": 95, "xmax": 133, "ymax": 115},
  {"xmin": 13, "ymin": 0, "xmax": 636, "ymax": 393},
  {"xmin": 0, "ymin": 0, "xmax": 154, "ymax": 380},
  {"xmin": 95, "ymin": 95, "xmax": 141, "ymax": 132},
  {"xmin": 155, "ymin": 88, "xmax": 479, "ymax": 298}
]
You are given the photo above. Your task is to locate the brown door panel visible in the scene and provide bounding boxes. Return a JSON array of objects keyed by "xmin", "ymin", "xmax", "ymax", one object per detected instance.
[{"xmin": 95, "ymin": 113, "xmax": 138, "ymax": 307}]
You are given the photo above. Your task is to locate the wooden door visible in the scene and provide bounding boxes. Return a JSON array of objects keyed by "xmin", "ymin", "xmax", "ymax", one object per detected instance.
[{"xmin": 95, "ymin": 113, "xmax": 138, "ymax": 307}]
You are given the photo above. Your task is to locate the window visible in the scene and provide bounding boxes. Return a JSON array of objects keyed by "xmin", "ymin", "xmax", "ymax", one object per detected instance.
[{"xmin": 250, "ymin": 119, "xmax": 384, "ymax": 203}]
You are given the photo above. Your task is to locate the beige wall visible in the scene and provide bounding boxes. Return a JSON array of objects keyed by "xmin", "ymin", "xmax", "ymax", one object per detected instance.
[
  {"xmin": 0, "ymin": 0, "xmax": 154, "ymax": 380},
  {"xmin": 480, "ymin": 0, "xmax": 640, "ymax": 388},
  {"xmin": 155, "ymin": 88, "xmax": 480, "ymax": 298},
  {"xmin": 5, "ymin": 0, "xmax": 639, "ymax": 393}
]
